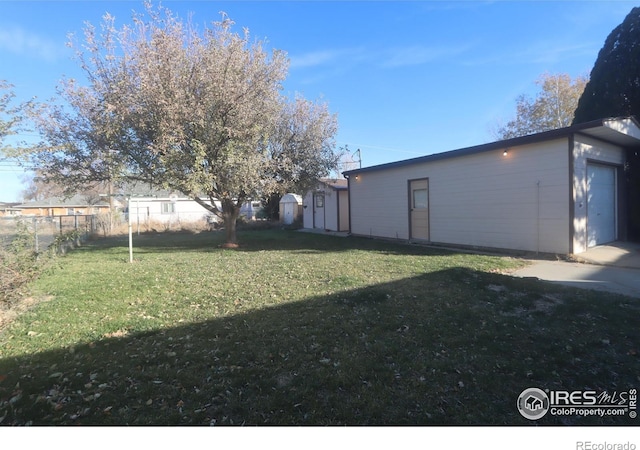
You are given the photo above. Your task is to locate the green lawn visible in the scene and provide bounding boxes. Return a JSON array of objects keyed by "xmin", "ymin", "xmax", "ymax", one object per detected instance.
[{"xmin": 0, "ymin": 229, "xmax": 638, "ymax": 425}]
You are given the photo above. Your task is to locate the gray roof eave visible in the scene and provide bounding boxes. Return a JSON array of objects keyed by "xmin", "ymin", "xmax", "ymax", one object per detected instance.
[{"xmin": 343, "ymin": 116, "xmax": 640, "ymax": 177}]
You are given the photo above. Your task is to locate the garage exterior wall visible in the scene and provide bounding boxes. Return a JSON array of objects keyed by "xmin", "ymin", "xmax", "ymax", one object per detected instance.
[
  {"xmin": 349, "ymin": 138, "xmax": 572, "ymax": 254},
  {"xmin": 572, "ymin": 135, "xmax": 625, "ymax": 254}
]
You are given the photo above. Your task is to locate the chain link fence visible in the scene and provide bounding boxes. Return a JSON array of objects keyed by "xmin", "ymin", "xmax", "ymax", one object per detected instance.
[{"xmin": 0, "ymin": 215, "xmax": 103, "ymax": 252}]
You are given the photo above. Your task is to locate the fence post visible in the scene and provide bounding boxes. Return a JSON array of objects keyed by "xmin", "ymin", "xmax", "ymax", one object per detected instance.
[{"xmin": 34, "ymin": 217, "xmax": 39, "ymax": 253}]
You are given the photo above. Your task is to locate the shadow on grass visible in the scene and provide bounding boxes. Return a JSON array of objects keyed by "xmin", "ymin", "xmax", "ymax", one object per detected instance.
[
  {"xmin": 83, "ymin": 229, "xmax": 458, "ymax": 257},
  {"xmin": 1, "ymin": 267, "xmax": 638, "ymax": 425}
]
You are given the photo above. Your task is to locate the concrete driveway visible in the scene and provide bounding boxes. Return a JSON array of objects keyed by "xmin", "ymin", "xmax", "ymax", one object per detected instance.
[{"xmin": 512, "ymin": 242, "xmax": 640, "ymax": 298}]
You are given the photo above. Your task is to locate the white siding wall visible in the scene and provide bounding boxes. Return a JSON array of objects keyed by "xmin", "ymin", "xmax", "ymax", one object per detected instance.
[
  {"xmin": 324, "ymin": 189, "xmax": 339, "ymax": 231},
  {"xmin": 349, "ymin": 139, "xmax": 572, "ymax": 253},
  {"xmin": 572, "ymin": 136, "xmax": 625, "ymax": 254},
  {"xmin": 302, "ymin": 185, "xmax": 348, "ymax": 232}
]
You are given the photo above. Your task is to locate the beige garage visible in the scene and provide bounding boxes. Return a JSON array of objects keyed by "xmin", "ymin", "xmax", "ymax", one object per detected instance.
[{"xmin": 343, "ymin": 117, "xmax": 640, "ymax": 255}]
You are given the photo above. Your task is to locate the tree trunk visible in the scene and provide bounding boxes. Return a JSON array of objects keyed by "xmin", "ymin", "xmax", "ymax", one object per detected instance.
[{"xmin": 222, "ymin": 203, "xmax": 241, "ymax": 246}]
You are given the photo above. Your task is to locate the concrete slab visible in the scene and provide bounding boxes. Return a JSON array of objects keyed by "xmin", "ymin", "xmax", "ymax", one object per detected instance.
[
  {"xmin": 573, "ymin": 241, "xmax": 640, "ymax": 269},
  {"xmin": 512, "ymin": 260, "xmax": 640, "ymax": 298}
]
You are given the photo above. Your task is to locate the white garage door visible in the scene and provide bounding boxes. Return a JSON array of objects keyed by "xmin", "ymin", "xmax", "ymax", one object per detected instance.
[{"xmin": 587, "ymin": 164, "xmax": 616, "ymax": 248}]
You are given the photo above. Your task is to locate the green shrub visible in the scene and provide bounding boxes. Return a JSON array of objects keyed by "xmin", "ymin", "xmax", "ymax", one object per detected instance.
[{"xmin": 0, "ymin": 220, "xmax": 43, "ymax": 304}]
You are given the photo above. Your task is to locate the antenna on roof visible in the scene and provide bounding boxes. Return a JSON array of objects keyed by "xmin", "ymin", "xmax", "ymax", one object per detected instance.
[{"xmin": 353, "ymin": 148, "xmax": 362, "ymax": 169}]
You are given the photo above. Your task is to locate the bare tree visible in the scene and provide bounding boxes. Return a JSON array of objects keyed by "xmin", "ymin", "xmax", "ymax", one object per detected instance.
[
  {"xmin": 492, "ymin": 73, "xmax": 587, "ymax": 140},
  {"xmin": 0, "ymin": 81, "xmax": 27, "ymax": 159},
  {"xmin": 31, "ymin": 4, "xmax": 339, "ymax": 245}
]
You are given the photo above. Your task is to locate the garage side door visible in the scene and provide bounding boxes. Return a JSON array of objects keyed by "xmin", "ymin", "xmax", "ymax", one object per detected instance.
[
  {"xmin": 587, "ymin": 163, "xmax": 616, "ymax": 247},
  {"xmin": 409, "ymin": 179, "xmax": 429, "ymax": 241}
]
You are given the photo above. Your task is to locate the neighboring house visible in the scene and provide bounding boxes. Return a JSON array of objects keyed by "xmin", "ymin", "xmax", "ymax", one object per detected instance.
[
  {"xmin": 15, "ymin": 195, "xmax": 111, "ymax": 217},
  {"xmin": 303, "ymin": 178, "xmax": 349, "ymax": 232},
  {"xmin": 127, "ymin": 195, "xmax": 263, "ymax": 225},
  {"xmin": 343, "ymin": 117, "xmax": 640, "ymax": 255},
  {"xmin": 119, "ymin": 182, "xmax": 263, "ymax": 225},
  {"xmin": 0, "ymin": 202, "xmax": 21, "ymax": 217}
]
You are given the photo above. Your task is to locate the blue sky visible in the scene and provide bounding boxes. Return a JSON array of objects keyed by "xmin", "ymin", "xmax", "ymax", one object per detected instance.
[{"xmin": 0, "ymin": 0, "xmax": 638, "ymax": 202}]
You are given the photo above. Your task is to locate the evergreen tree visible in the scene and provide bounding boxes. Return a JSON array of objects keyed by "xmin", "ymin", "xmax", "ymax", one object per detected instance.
[{"xmin": 572, "ymin": 7, "xmax": 640, "ymax": 123}]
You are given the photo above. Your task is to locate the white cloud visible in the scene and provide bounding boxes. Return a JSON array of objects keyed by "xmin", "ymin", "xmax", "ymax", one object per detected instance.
[
  {"xmin": 289, "ymin": 50, "xmax": 339, "ymax": 69},
  {"xmin": 289, "ymin": 47, "xmax": 366, "ymax": 69},
  {"xmin": 0, "ymin": 25, "xmax": 66, "ymax": 62},
  {"xmin": 289, "ymin": 43, "xmax": 472, "ymax": 73}
]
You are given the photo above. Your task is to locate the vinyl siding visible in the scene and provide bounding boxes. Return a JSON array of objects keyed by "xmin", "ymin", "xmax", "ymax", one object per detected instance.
[
  {"xmin": 302, "ymin": 184, "xmax": 347, "ymax": 232},
  {"xmin": 130, "ymin": 198, "xmax": 215, "ymax": 224},
  {"xmin": 324, "ymin": 189, "xmax": 339, "ymax": 231},
  {"xmin": 349, "ymin": 138, "xmax": 571, "ymax": 253}
]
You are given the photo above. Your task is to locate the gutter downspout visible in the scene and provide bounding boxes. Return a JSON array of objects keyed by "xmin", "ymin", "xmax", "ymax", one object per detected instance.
[{"xmin": 568, "ymin": 134, "xmax": 575, "ymax": 255}]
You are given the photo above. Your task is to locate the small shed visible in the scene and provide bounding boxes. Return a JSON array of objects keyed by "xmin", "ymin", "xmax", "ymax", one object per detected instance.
[
  {"xmin": 279, "ymin": 193, "xmax": 303, "ymax": 225},
  {"xmin": 302, "ymin": 179, "xmax": 349, "ymax": 232}
]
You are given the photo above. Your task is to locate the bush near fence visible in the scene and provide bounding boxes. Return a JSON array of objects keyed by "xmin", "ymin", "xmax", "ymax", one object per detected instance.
[
  {"xmin": 0, "ymin": 220, "xmax": 44, "ymax": 306},
  {"xmin": 0, "ymin": 215, "xmax": 104, "ymax": 306}
]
